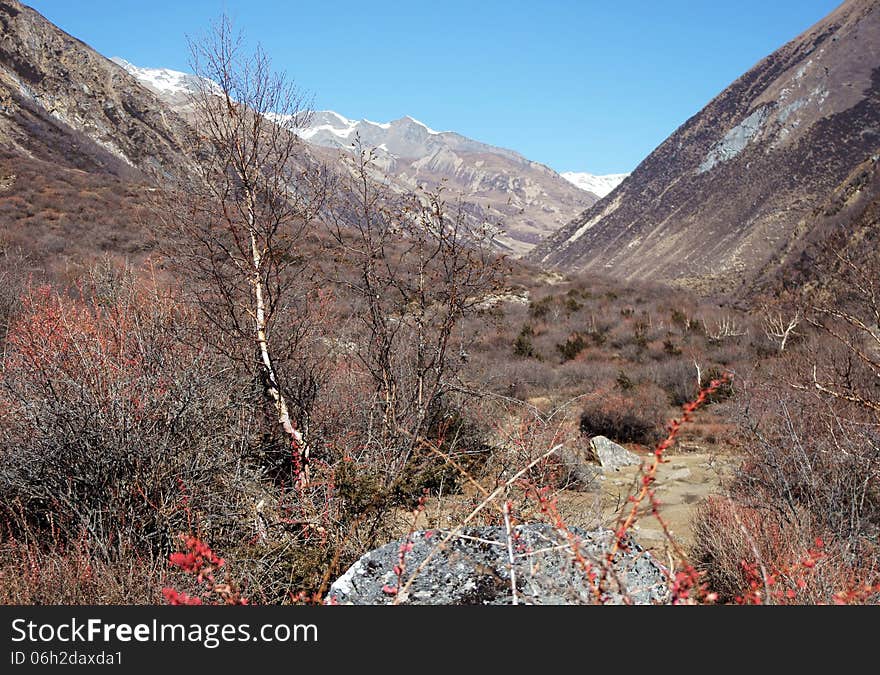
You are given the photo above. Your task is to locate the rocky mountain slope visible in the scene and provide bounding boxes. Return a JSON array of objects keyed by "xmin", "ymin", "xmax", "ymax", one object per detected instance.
[
  {"xmin": 298, "ymin": 111, "xmax": 600, "ymax": 254},
  {"xmin": 116, "ymin": 59, "xmax": 599, "ymax": 255},
  {"xmin": 0, "ymin": 0, "xmax": 191, "ymax": 176},
  {"xmin": 531, "ymin": 0, "xmax": 880, "ymax": 295},
  {"xmin": 758, "ymin": 150, "xmax": 880, "ymax": 298},
  {"xmin": 0, "ymin": 0, "xmax": 208, "ymax": 274}
]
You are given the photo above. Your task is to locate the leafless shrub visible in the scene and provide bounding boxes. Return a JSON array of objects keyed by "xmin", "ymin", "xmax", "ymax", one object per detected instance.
[
  {"xmin": 762, "ymin": 309, "xmax": 802, "ymax": 353},
  {"xmin": 0, "ymin": 536, "xmax": 163, "ymax": 605},
  {"xmin": 647, "ymin": 358, "xmax": 698, "ymax": 406},
  {"xmin": 579, "ymin": 383, "xmax": 669, "ymax": 446},
  {"xmin": 0, "ymin": 245, "xmax": 30, "ymax": 347},
  {"xmin": 702, "ymin": 314, "xmax": 748, "ymax": 343},
  {"xmin": 323, "ymin": 143, "xmax": 507, "ymax": 494},
  {"xmin": 0, "ymin": 266, "xmax": 261, "ymax": 555}
]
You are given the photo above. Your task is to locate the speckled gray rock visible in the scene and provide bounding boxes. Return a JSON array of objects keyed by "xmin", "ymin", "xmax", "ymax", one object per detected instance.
[
  {"xmin": 328, "ymin": 525, "xmax": 669, "ymax": 605},
  {"xmin": 590, "ymin": 436, "xmax": 641, "ymax": 471}
]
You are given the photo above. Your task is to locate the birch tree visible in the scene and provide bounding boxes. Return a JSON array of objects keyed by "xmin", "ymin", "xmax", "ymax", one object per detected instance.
[
  {"xmin": 160, "ymin": 17, "xmax": 326, "ymax": 483},
  {"xmin": 763, "ymin": 309, "xmax": 801, "ymax": 353}
]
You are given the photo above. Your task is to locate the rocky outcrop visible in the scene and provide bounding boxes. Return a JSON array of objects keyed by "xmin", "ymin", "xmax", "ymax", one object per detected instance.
[
  {"xmin": 328, "ymin": 525, "xmax": 670, "ymax": 605},
  {"xmin": 590, "ymin": 435, "xmax": 641, "ymax": 471},
  {"xmin": 0, "ymin": 0, "xmax": 192, "ymax": 175},
  {"xmin": 558, "ymin": 436, "xmax": 641, "ymax": 486},
  {"xmin": 558, "ymin": 444, "xmax": 603, "ymax": 488},
  {"xmin": 530, "ymin": 0, "xmax": 880, "ymax": 295}
]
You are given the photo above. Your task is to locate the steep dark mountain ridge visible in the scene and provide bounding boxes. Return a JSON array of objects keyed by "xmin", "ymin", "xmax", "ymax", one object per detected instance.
[{"xmin": 530, "ymin": 0, "xmax": 880, "ymax": 296}]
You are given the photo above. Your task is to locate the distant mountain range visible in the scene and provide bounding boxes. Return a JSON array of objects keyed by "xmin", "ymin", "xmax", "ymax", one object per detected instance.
[
  {"xmin": 0, "ymin": 0, "xmax": 617, "ymax": 263},
  {"xmin": 294, "ymin": 111, "xmax": 627, "ymax": 196},
  {"xmin": 112, "ymin": 60, "xmax": 609, "ymax": 255},
  {"xmin": 531, "ymin": 0, "xmax": 880, "ymax": 295},
  {"xmin": 560, "ymin": 172, "xmax": 628, "ymax": 198}
]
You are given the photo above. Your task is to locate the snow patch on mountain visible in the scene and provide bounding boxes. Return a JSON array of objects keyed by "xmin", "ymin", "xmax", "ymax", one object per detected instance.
[
  {"xmin": 561, "ymin": 172, "xmax": 628, "ymax": 198},
  {"xmin": 403, "ymin": 115, "xmax": 442, "ymax": 135}
]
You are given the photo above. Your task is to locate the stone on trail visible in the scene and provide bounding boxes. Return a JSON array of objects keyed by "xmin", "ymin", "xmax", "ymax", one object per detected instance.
[{"xmin": 590, "ymin": 435, "xmax": 641, "ymax": 471}]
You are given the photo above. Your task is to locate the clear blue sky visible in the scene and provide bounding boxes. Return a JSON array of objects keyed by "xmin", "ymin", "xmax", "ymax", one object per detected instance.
[{"xmin": 26, "ymin": 0, "xmax": 842, "ymax": 174}]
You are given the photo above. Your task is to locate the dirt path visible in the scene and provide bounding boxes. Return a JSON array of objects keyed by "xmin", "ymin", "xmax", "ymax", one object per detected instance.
[
  {"xmin": 556, "ymin": 451, "xmax": 736, "ymax": 558},
  {"xmin": 399, "ymin": 450, "xmax": 736, "ymax": 557}
]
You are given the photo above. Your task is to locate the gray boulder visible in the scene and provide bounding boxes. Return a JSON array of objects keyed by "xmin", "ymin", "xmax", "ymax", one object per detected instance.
[
  {"xmin": 328, "ymin": 524, "xmax": 669, "ymax": 605},
  {"xmin": 590, "ymin": 435, "xmax": 641, "ymax": 471}
]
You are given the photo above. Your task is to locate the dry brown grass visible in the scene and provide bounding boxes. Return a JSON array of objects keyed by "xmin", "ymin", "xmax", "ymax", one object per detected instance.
[{"xmin": 0, "ymin": 537, "xmax": 164, "ymax": 605}]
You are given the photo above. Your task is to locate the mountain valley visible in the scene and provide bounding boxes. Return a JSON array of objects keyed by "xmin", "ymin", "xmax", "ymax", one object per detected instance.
[{"xmin": 0, "ymin": 0, "xmax": 878, "ymax": 610}]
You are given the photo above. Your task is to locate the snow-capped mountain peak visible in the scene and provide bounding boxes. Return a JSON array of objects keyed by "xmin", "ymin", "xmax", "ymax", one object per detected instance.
[
  {"xmin": 110, "ymin": 57, "xmax": 219, "ymax": 97},
  {"xmin": 288, "ymin": 111, "xmax": 512, "ymax": 164},
  {"xmin": 561, "ymin": 172, "xmax": 629, "ymax": 198},
  {"xmin": 294, "ymin": 110, "xmax": 359, "ymax": 141},
  {"xmin": 402, "ymin": 115, "xmax": 442, "ymax": 135},
  {"xmin": 284, "ymin": 111, "xmax": 451, "ymax": 154}
]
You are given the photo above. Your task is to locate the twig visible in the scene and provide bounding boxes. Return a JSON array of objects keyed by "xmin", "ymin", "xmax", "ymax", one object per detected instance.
[
  {"xmin": 502, "ymin": 500, "xmax": 518, "ymax": 606},
  {"xmin": 606, "ymin": 373, "xmax": 732, "ymax": 569}
]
